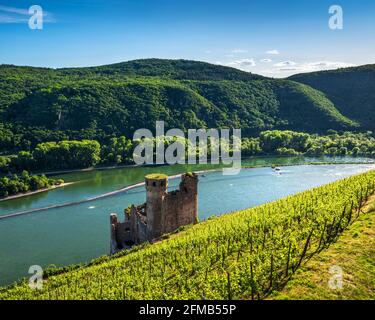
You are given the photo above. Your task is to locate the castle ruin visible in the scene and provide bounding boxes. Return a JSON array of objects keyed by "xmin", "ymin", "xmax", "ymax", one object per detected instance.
[{"xmin": 110, "ymin": 172, "xmax": 198, "ymax": 254}]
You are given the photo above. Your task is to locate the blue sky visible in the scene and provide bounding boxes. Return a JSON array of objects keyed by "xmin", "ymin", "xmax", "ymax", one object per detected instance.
[{"xmin": 0, "ymin": 0, "xmax": 374, "ymax": 77}]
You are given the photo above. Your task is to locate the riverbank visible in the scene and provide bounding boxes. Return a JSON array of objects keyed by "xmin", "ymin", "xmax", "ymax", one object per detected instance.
[
  {"xmin": 1, "ymin": 169, "xmax": 374, "ymax": 299},
  {"xmin": 0, "ymin": 172, "xmax": 202, "ymax": 220},
  {"xmin": 0, "ymin": 183, "xmax": 74, "ymax": 203},
  {"xmin": 2, "ymin": 163, "xmax": 375, "ymax": 221},
  {"xmin": 18, "ymin": 155, "xmax": 375, "ymax": 177}
]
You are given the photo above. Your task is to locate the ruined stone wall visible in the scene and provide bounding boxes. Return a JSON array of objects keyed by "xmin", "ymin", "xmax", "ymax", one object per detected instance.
[
  {"xmin": 130, "ymin": 205, "xmax": 148, "ymax": 243},
  {"xmin": 162, "ymin": 179, "xmax": 198, "ymax": 234},
  {"xmin": 110, "ymin": 173, "xmax": 198, "ymax": 254},
  {"xmin": 160, "ymin": 173, "xmax": 198, "ymax": 234},
  {"xmin": 145, "ymin": 176, "xmax": 168, "ymax": 239},
  {"xmin": 110, "ymin": 214, "xmax": 132, "ymax": 254},
  {"xmin": 126, "ymin": 205, "xmax": 148, "ymax": 244},
  {"xmin": 110, "ymin": 205, "xmax": 147, "ymax": 254}
]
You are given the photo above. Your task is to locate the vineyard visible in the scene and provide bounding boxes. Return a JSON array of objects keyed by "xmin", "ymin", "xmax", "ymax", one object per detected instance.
[{"xmin": 1, "ymin": 170, "xmax": 375, "ymax": 300}]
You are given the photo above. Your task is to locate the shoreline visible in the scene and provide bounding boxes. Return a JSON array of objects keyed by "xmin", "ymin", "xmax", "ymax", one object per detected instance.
[
  {"xmin": 2, "ymin": 171, "xmax": 375, "ymax": 294},
  {"xmin": 1, "ymin": 160, "xmax": 373, "ymax": 206},
  {"xmin": 1, "ymin": 163, "xmax": 375, "ymax": 221},
  {"xmin": 0, "ymin": 173, "xmax": 195, "ymax": 220},
  {"xmin": 17, "ymin": 155, "xmax": 375, "ymax": 177},
  {"xmin": 0, "ymin": 182, "xmax": 74, "ymax": 203}
]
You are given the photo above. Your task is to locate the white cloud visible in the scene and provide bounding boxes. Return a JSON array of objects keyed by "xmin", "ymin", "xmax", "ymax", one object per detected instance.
[
  {"xmin": 0, "ymin": 5, "xmax": 29, "ymax": 15},
  {"xmin": 304, "ymin": 61, "xmax": 356, "ymax": 70},
  {"xmin": 0, "ymin": 5, "xmax": 55, "ymax": 24},
  {"xmin": 215, "ymin": 59, "xmax": 256, "ymax": 71},
  {"xmin": 266, "ymin": 49, "xmax": 280, "ymax": 55},
  {"xmin": 276, "ymin": 61, "xmax": 355, "ymax": 72},
  {"xmin": 231, "ymin": 49, "xmax": 247, "ymax": 54},
  {"xmin": 226, "ymin": 58, "xmax": 256, "ymax": 70},
  {"xmin": 260, "ymin": 58, "xmax": 272, "ymax": 63},
  {"xmin": 262, "ymin": 60, "xmax": 356, "ymax": 77},
  {"xmin": 274, "ymin": 61, "xmax": 297, "ymax": 67},
  {"xmin": 0, "ymin": 14, "xmax": 28, "ymax": 23}
]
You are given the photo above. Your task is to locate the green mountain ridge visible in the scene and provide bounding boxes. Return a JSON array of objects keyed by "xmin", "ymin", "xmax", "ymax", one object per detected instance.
[
  {"xmin": 289, "ymin": 64, "xmax": 375, "ymax": 132},
  {"xmin": 0, "ymin": 59, "xmax": 371, "ymax": 142},
  {"xmin": 60, "ymin": 58, "xmax": 266, "ymax": 81}
]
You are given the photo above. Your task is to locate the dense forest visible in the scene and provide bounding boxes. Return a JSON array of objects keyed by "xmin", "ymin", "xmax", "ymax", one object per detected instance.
[
  {"xmin": 0, "ymin": 170, "xmax": 64, "ymax": 198},
  {"xmin": 0, "ymin": 59, "xmax": 374, "ymax": 174},
  {"xmin": 1, "ymin": 130, "xmax": 374, "ymax": 175},
  {"xmin": 0, "ymin": 59, "xmax": 370, "ymax": 155},
  {"xmin": 290, "ymin": 64, "xmax": 375, "ymax": 132}
]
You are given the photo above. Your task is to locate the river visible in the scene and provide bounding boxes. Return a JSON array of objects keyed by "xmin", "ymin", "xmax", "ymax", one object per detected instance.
[{"xmin": 0, "ymin": 156, "xmax": 374, "ymax": 286}]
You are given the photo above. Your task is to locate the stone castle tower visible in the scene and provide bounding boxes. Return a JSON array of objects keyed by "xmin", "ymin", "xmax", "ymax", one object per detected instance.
[{"xmin": 110, "ymin": 172, "xmax": 198, "ymax": 254}]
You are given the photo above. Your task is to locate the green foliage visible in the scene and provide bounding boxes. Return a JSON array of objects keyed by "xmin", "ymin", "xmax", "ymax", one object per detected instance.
[
  {"xmin": 0, "ymin": 156, "xmax": 11, "ymax": 174},
  {"xmin": 241, "ymin": 138, "xmax": 262, "ymax": 156},
  {"xmin": 0, "ymin": 171, "xmax": 63, "ymax": 197},
  {"xmin": 0, "ymin": 59, "xmax": 365, "ymax": 156},
  {"xmin": 307, "ymin": 131, "xmax": 375, "ymax": 156},
  {"xmin": 0, "ymin": 130, "xmax": 374, "ymax": 174},
  {"xmin": 0, "ymin": 140, "xmax": 101, "ymax": 173},
  {"xmin": 290, "ymin": 64, "xmax": 375, "ymax": 132},
  {"xmin": 276, "ymin": 147, "xmax": 300, "ymax": 156},
  {"xmin": 273, "ymin": 80, "xmax": 358, "ymax": 132},
  {"xmin": 60, "ymin": 58, "xmax": 265, "ymax": 81},
  {"xmin": 259, "ymin": 130, "xmax": 310, "ymax": 153},
  {"xmin": 248, "ymin": 130, "xmax": 375, "ymax": 157},
  {"xmin": 1, "ymin": 170, "xmax": 374, "ymax": 299},
  {"xmin": 101, "ymin": 136, "xmax": 133, "ymax": 165},
  {"xmin": 11, "ymin": 151, "xmax": 35, "ymax": 171},
  {"xmin": 32, "ymin": 140, "xmax": 101, "ymax": 170},
  {"xmin": 273, "ymin": 196, "xmax": 375, "ymax": 300}
]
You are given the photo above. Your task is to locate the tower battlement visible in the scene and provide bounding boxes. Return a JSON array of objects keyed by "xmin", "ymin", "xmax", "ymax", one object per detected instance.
[{"xmin": 110, "ymin": 173, "xmax": 198, "ymax": 254}]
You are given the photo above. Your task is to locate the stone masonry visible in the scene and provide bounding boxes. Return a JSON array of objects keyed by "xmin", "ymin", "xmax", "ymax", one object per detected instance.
[{"xmin": 110, "ymin": 172, "xmax": 198, "ymax": 254}]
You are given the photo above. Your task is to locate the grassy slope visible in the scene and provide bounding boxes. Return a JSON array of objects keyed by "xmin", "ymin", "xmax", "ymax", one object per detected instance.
[
  {"xmin": 272, "ymin": 195, "xmax": 375, "ymax": 300},
  {"xmin": 1, "ymin": 170, "xmax": 374, "ymax": 300}
]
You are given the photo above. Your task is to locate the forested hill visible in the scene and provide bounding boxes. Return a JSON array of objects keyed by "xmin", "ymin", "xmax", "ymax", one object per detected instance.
[
  {"xmin": 289, "ymin": 64, "xmax": 375, "ymax": 132},
  {"xmin": 0, "ymin": 59, "xmax": 369, "ymax": 145},
  {"xmin": 60, "ymin": 59, "xmax": 266, "ymax": 81}
]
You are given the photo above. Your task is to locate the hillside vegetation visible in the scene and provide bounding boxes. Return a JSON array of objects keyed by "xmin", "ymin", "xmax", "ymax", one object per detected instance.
[
  {"xmin": 290, "ymin": 64, "xmax": 375, "ymax": 132},
  {"xmin": 273, "ymin": 195, "xmax": 375, "ymax": 300},
  {"xmin": 1, "ymin": 131, "xmax": 375, "ymax": 175},
  {"xmin": 1, "ymin": 170, "xmax": 374, "ymax": 300},
  {"xmin": 0, "ymin": 171, "xmax": 64, "ymax": 198},
  {"xmin": 60, "ymin": 59, "xmax": 266, "ymax": 81},
  {"xmin": 0, "ymin": 59, "xmax": 361, "ymax": 146}
]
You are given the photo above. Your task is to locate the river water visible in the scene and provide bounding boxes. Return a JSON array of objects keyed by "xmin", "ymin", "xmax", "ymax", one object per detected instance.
[{"xmin": 0, "ymin": 156, "xmax": 374, "ymax": 286}]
